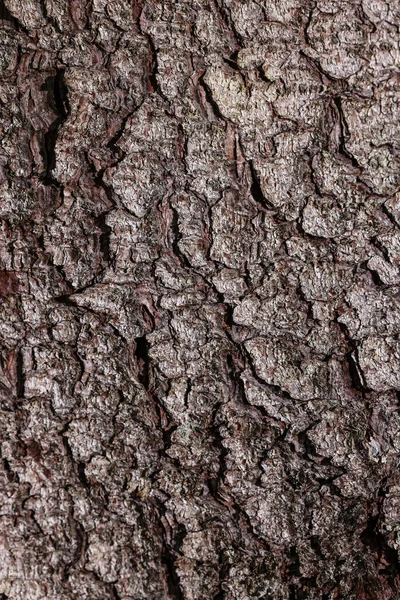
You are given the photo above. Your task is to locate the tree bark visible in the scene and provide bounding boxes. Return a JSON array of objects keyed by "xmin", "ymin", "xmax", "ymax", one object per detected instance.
[{"xmin": 1, "ymin": 0, "xmax": 400, "ymax": 598}]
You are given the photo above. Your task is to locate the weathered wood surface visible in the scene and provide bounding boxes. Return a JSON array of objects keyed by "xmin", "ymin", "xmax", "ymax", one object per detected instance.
[{"xmin": 0, "ymin": 0, "xmax": 400, "ymax": 598}]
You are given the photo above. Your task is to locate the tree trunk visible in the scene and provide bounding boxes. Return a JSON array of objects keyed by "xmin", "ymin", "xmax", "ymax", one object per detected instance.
[{"xmin": 1, "ymin": 0, "xmax": 400, "ymax": 598}]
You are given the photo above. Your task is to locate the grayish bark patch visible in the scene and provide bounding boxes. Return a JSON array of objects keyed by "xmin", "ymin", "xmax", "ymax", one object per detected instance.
[{"xmin": 1, "ymin": 0, "xmax": 400, "ymax": 598}]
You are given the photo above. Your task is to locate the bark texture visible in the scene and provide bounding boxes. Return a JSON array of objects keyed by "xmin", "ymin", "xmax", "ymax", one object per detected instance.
[{"xmin": 1, "ymin": 0, "xmax": 400, "ymax": 598}]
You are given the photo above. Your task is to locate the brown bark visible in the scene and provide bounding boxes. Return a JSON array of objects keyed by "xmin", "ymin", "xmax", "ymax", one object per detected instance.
[{"xmin": 0, "ymin": 0, "xmax": 400, "ymax": 598}]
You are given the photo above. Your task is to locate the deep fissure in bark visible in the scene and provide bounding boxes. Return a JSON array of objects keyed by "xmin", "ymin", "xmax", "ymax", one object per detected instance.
[
  {"xmin": 43, "ymin": 69, "xmax": 69, "ymax": 182},
  {"xmin": 1, "ymin": 0, "xmax": 400, "ymax": 598}
]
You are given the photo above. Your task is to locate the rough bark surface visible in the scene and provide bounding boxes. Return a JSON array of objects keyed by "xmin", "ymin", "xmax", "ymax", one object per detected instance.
[{"xmin": 1, "ymin": 0, "xmax": 400, "ymax": 598}]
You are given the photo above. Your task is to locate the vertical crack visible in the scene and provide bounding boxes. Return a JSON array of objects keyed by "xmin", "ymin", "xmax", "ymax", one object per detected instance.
[
  {"xmin": 77, "ymin": 462, "xmax": 89, "ymax": 488},
  {"xmin": 135, "ymin": 335, "xmax": 150, "ymax": 390},
  {"xmin": 94, "ymin": 213, "xmax": 112, "ymax": 267},
  {"xmin": 361, "ymin": 505, "xmax": 400, "ymax": 592},
  {"xmin": 162, "ymin": 544, "xmax": 185, "ymax": 600},
  {"xmin": 248, "ymin": 160, "xmax": 271, "ymax": 210},
  {"xmin": 198, "ymin": 75, "xmax": 225, "ymax": 121},
  {"xmin": 137, "ymin": 8, "xmax": 166, "ymax": 100},
  {"xmin": 332, "ymin": 96, "xmax": 361, "ymax": 169},
  {"xmin": 16, "ymin": 348, "xmax": 24, "ymax": 399},
  {"xmin": 42, "ymin": 69, "xmax": 69, "ymax": 184}
]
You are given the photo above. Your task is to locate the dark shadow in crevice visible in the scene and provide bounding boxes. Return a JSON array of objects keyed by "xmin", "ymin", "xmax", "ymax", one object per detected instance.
[
  {"xmin": 77, "ymin": 462, "xmax": 89, "ymax": 488},
  {"xmin": 198, "ymin": 75, "xmax": 225, "ymax": 122},
  {"xmin": 42, "ymin": 70, "xmax": 69, "ymax": 184},
  {"xmin": 0, "ymin": 0, "xmax": 29, "ymax": 34},
  {"xmin": 248, "ymin": 160, "xmax": 271, "ymax": 210},
  {"xmin": 361, "ymin": 510, "xmax": 400, "ymax": 591},
  {"xmin": 135, "ymin": 335, "xmax": 150, "ymax": 390},
  {"xmin": 16, "ymin": 348, "xmax": 24, "ymax": 398}
]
